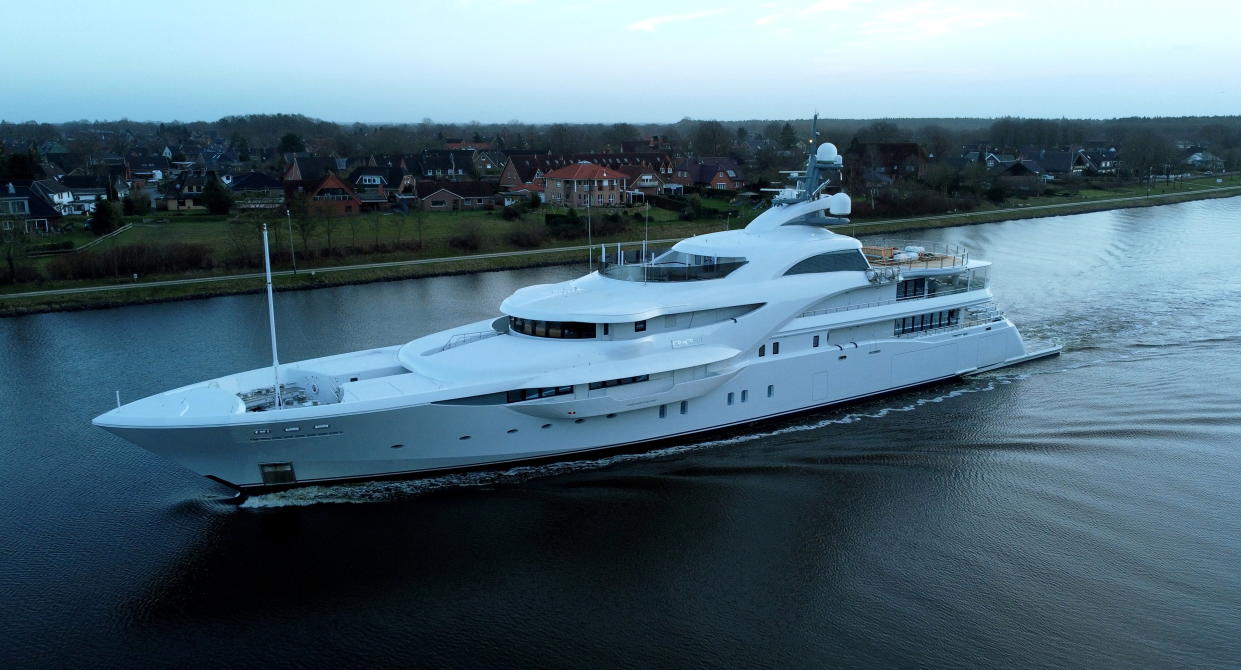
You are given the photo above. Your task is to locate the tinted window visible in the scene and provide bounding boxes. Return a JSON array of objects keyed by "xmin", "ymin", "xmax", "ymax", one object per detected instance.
[{"xmin": 784, "ymin": 251, "xmax": 870, "ymax": 275}]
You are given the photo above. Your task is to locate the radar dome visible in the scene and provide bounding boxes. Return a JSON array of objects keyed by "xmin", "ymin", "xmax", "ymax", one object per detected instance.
[
  {"xmin": 815, "ymin": 143, "xmax": 838, "ymax": 162},
  {"xmin": 827, "ymin": 192, "xmax": 851, "ymax": 216}
]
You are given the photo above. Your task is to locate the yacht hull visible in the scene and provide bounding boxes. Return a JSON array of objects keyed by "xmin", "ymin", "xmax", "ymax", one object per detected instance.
[{"xmin": 98, "ymin": 320, "xmax": 1053, "ymax": 492}]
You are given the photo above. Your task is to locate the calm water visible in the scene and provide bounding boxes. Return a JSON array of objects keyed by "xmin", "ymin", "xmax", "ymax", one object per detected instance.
[{"xmin": 3, "ymin": 199, "xmax": 1240, "ymax": 668}]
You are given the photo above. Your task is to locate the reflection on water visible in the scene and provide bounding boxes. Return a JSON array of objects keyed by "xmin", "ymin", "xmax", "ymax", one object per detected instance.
[{"xmin": 2, "ymin": 198, "xmax": 1241, "ymax": 667}]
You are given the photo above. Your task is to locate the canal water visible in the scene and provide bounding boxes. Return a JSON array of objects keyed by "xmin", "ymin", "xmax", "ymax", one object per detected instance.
[{"xmin": 2, "ymin": 198, "xmax": 1240, "ymax": 667}]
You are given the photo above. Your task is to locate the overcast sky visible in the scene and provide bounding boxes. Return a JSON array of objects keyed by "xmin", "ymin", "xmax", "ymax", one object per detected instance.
[{"xmin": 3, "ymin": 0, "xmax": 1238, "ymax": 124}]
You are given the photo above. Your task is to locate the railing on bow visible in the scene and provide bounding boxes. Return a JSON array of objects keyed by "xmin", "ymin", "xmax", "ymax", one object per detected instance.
[{"xmin": 441, "ymin": 330, "xmax": 500, "ymax": 351}]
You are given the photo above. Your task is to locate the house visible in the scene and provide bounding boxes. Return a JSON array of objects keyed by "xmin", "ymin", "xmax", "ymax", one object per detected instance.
[
  {"xmin": 59, "ymin": 175, "xmax": 110, "ymax": 214},
  {"xmin": 29, "ymin": 179, "xmax": 74, "ymax": 214},
  {"xmin": 1022, "ymin": 149, "xmax": 1093, "ymax": 176},
  {"xmin": 670, "ymin": 157, "xmax": 746, "ymax": 190},
  {"xmin": 412, "ymin": 181, "xmax": 498, "ymax": 211},
  {"xmin": 541, "ymin": 163, "xmax": 631, "ymax": 208},
  {"xmin": 614, "ymin": 164, "xmax": 665, "ymax": 196},
  {"xmin": 299, "ymin": 173, "xmax": 362, "ymax": 217},
  {"xmin": 348, "ymin": 166, "xmax": 410, "ymax": 212},
  {"xmin": 282, "ymin": 156, "xmax": 344, "ymax": 184},
  {"xmin": 1184, "ymin": 150, "xmax": 1224, "ymax": 172},
  {"xmin": 159, "ymin": 170, "xmax": 215, "ymax": 211},
  {"xmin": 473, "ymin": 150, "xmax": 508, "ymax": 182},
  {"xmin": 1, "ymin": 182, "xmax": 64, "ymax": 235},
  {"xmin": 499, "ymin": 183, "xmax": 543, "ymax": 207},
  {"xmin": 498, "ymin": 152, "xmax": 674, "ymax": 190},
  {"xmin": 127, "ymin": 155, "xmax": 170, "ymax": 183},
  {"xmin": 416, "ymin": 150, "xmax": 477, "ymax": 181},
  {"xmin": 991, "ymin": 160, "xmax": 1046, "ymax": 192},
  {"xmin": 228, "ymin": 171, "xmax": 285, "ymax": 210}
]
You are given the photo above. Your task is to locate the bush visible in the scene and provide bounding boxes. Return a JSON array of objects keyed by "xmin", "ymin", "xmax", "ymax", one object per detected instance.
[
  {"xmin": 29, "ymin": 240, "xmax": 74, "ymax": 252},
  {"xmin": 447, "ymin": 224, "xmax": 483, "ymax": 252},
  {"xmin": 647, "ymin": 194, "xmax": 685, "ymax": 211},
  {"xmin": 46, "ymin": 242, "xmax": 214, "ymax": 280},
  {"xmin": 505, "ymin": 223, "xmax": 549, "ymax": 248},
  {"xmin": 501, "ymin": 205, "xmax": 522, "ymax": 221},
  {"xmin": 545, "ymin": 208, "xmax": 583, "ymax": 239},
  {"xmin": 594, "ymin": 212, "xmax": 629, "ymax": 236}
]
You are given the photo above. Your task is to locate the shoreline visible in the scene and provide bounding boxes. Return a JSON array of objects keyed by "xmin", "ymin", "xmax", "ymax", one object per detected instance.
[{"xmin": 3, "ymin": 186, "xmax": 1238, "ymax": 318}]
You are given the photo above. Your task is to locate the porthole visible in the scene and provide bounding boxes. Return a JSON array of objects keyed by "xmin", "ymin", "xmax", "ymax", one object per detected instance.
[
  {"xmin": 459, "ymin": 435, "xmax": 471, "ymax": 440},
  {"xmin": 507, "ymin": 428, "xmax": 518, "ymax": 434},
  {"xmin": 838, "ymin": 355, "xmax": 847, "ymax": 360},
  {"xmin": 390, "ymin": 443, "xmax": 404, "ymax": 449},
  {"xmin": 574, "ymin": 418, "xmax": 585, "ymax": 424},
  {"xmin": 541, "ymin": 423, "xmax": 552, "ymax": 429}
]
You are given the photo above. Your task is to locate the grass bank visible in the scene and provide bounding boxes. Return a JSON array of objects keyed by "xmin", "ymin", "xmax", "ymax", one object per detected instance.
[{"xmin": 3, "ymin": 181, "xmax": 1238, "ymax": 317}]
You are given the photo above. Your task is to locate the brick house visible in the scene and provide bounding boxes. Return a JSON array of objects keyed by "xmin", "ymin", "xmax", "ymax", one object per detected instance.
[
  {"xmin": 498, "ymin": 152, "xmax": 673, "ymax": 190},
  {"xmin": 614, "ymin": 164, "xmax": 665, "ymax": 196},
  {"xmin": 670, "ymin": 157, "xmax": 746, "ymax": 190},
  {"xmin": 300, "ymin": 173, "xmax": 362, "ymax": 216},
  {"xmin": 542, "ymin": 163, "xmax": 631, "ymax": 208},
  {"xmin": 413, "ymin": 181, "xmax": 498, "ymax": 211}
]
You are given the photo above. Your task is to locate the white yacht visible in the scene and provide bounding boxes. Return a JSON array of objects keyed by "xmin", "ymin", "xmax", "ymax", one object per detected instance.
[{"xmin": 94, "ymin": 132, "xmax": 1058, "ymax": 494}]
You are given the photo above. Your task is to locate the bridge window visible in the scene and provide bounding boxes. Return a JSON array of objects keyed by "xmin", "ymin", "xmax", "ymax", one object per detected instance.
[
  {"xmin": 588, "ymin": 374, "xmax": 649, "ymax": 391},
  {"xmin": 506, "ymin": 385, "xmax": 575, "ymax": 403},
  {"xmin": 509, "ymin": 316, "xmax": 597, "ymax": 339},
  {"xmin": 784, "ymin": 250, "xmax": 870, "ymax": 275}
]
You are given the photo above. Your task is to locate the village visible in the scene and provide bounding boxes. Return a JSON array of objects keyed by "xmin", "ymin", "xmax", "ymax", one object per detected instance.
[{"xmin": 0, "ymin": 115, "xmax": 1236, "ymax": 296}]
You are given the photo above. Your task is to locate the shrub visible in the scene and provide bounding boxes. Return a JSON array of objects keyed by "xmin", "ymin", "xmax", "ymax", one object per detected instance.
[
  {"xmin": 448, "ymin": 224, "xmax": 483, "ymax": 251},
  {"xmin": 505, "ymin": 223, "xmax": 549, "ymax": 248},
  {"xmin": 46, "ymin": 242, "xmax": 214, "ymax": 280}
]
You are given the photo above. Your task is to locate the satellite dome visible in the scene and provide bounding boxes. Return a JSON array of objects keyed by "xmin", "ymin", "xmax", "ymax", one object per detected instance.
[{"xmin": 815, "ymin": 143, "xmax": 838, "ymax": 162}]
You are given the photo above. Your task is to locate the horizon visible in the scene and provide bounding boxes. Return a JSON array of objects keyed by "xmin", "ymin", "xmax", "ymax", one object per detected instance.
[{"xmin": 3, "ymin": 0, "xmax": 1238, "ymax": 125}]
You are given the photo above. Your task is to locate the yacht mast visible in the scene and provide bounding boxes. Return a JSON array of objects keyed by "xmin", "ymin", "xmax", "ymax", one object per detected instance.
[{"xmin": 262, "ymin": 224, "xmax": 282, "ymax": 409}]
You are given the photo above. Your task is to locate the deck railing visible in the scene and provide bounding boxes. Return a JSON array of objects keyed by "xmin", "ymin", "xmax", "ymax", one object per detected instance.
[
  {"xmin": 862, "ymin": 239, "xmax": 970, "ymax": 270},
  {"xmin": 442, "ymin": 330, "xmax": 501, "ymax": 351},
  {"xmin": 799, "ymin": 286, "xmax": 978, "ymax": 319}
]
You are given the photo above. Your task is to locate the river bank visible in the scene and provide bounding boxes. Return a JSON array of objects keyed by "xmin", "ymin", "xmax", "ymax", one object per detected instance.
[{"xmin": 3, "ymin": 184, "xmax": 1238, "ymax": 317}]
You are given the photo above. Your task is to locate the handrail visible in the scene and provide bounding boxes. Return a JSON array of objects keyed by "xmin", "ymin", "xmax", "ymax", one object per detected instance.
[
  {"xmin": 893, "ymin": 313, "xmax": 1005, "ymax": 338},
  {"xmin": 441, "ymin": 330, "xmax": 500, "ymax": 351},
  {"xmin": 799, "ymin": 286, "xmax": 976, "ymax": 318}
]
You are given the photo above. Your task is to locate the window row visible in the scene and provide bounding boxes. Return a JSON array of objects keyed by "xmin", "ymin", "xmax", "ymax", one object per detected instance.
[
  {"xmin": 894, "ymin": 309, "xmax": 959, "ymax": 335},
  {"xmin": 506, "ymin": 385, "xmax": 574, "ymax": 403},
  {"xmin": 509, "ymin": 317, "xmax": 597, "ymax": 339},
  {"xmin": 588, "ymin": 374, "xmax": 649, "ymax": 391}
]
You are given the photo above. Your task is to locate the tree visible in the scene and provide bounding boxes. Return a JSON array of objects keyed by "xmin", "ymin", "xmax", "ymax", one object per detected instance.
[
  {"xmin": 90, "ymin": 199, "xmax": 119, "ymax": 236},
  {"xmin": 278, "ymin": 133, "xmax": 305, "ymax": 153},
  {"xmin": 692, "ymin": 120, "xmax": 730, "ymax": 156},
  {"xmin": 855, "ymin": 121, "xmax": 904, "ymax": 143},
  {"xmin": 602, "ymin": 123, "xmax": 639, "ymax": 150},
  {"xmin": 778, "ymin": 123, "xmax": 797, "ymax": 150},
  {"xmin": 3, "ymin": 229, "xmax": 32, "ymax": 284},
  {"xmin": 202, "ymin": 177, "xmax": 233, "ymax": 215}
]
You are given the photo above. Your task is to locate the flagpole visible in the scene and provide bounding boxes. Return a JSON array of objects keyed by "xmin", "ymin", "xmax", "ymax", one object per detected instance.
[{"xmin": 262, "ymin": 224, "xmax": 282, "ymax": 409}]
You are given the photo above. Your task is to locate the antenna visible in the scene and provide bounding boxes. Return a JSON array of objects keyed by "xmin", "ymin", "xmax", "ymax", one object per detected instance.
[{"xmin": 262, "ymin": 224, "xmax": 282, "ymax": 409}]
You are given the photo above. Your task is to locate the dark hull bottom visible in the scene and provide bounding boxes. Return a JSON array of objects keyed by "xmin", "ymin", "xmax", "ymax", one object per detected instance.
[{"xmin": 216, "ymin": 346, "xmax": 1060, "ymax": 502}]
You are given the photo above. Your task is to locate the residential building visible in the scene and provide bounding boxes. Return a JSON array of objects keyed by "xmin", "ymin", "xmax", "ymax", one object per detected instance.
[
  {"xmin": 541, "ymin": 163, "xmax": 631, "ymax": 208},
  {"xmin": 413, "ymin": 181, "xmax": 498, "ymax": 211},
  {"xmin": 1, "ymin": 182, "xmax": 64, "ymax": 234}
]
